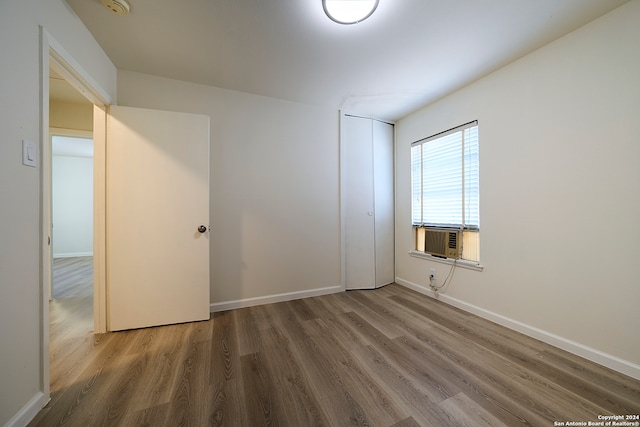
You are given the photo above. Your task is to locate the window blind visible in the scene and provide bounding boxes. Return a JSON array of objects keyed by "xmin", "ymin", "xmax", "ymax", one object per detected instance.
[{"xmin": 411, "ymin": 121, "xmax": 479, "ymax": 229}]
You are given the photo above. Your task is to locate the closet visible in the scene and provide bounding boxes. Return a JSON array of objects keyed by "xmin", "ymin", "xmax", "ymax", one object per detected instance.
[{"xmin": 342, "ymin": 114, "xmax": 394, "ymax": 290}]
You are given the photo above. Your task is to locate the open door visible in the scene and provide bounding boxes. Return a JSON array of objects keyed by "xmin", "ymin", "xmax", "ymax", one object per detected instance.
[{"xmin": 107, "ymin": 106, "xmax": 210, "ymax": 331}]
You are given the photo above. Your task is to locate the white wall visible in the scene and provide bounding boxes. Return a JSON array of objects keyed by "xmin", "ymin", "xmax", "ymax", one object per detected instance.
[
  {"xmin": 50, "ymin": 100, "xmax": 93, "ymax": 132},
  {"xmin": 52, "ymin": 155, "xmax": 93, "ymax": 257},
  {"xmin": 395, "ymin": 1, "xmax": 640, "ymax": 378},
  {"xmin": 0, "ymin": 0, "xmax": 115, "ymax": 424},
  {"xmin": 117, "ymin": 71, "xmax": 342, "ymax": 307}
]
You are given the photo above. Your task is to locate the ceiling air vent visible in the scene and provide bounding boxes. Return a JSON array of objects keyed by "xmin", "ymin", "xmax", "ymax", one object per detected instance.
[{"xmin": 101, "ymin": 0, "xmax": 130, "ymax": 16}]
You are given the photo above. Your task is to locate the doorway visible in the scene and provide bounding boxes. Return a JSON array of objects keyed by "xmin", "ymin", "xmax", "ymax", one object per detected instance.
[
  {"xmin": 41, "ymin": 30, "xmax": 111, "ymax": 402},
  {"xmin": 40, "ymin": 30, "xmax": 210, "ymax": 405},
  {"xmin": 49, "ymin": 132, "xmax": 94, "ymax": 338},
  {"xmin": 47, "ymin": 73, "xmax": 97, "ymax": 386}
]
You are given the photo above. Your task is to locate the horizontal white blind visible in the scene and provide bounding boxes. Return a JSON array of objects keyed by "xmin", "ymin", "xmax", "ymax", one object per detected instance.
[
  {"xmin": 463, "ymin": 126, "xmax": 479, "ymax": 228},
  {"xmin": 411, "ymin": 121, "xmax": 479, "ymax": 229}
]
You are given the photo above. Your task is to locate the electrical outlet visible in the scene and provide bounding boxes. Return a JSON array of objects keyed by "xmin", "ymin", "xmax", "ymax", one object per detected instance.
[{"xmin": 429, "ymin": 268, "xmax": 436, "ymax": 278}]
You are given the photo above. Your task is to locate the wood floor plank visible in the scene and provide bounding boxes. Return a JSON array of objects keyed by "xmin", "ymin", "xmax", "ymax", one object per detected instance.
[
  {"xmin": 392, "ymin": 333, "xmax": 544, "ymax": 427},
  {"xmin": 389, "ymin": 293, "xmax": 546, "ymax": 359},
  {"xmin": 350, "ymin": 343, "xmax": 459, "ymax": 426},
  {"xmin": 165, "ymin": 339, "xmax": 214, "ymax": 426},
  {"xmin": 319, "ymin": 391, "xmax": 377, "ymax": 426},
  {"xmin": 270, "ymin": 302, "xmax": 394, "ymax": 424},
  {"xmin": 319, "ymin": 291, "xmax": 360, "ymax": 315},
  {"xmin": 390, "ymin": 293, "xmax": 635, "ymax": 423},
  {"xmin": 48, "ymin": 332, "xmax": 114, "ymax": 400},
  {"xmin": 98, "ymin": 352, "xmax": 149, "ymax": 426},
  {"xmin": 51, "ymin": 256, "xmax": 93, "ymax": 299},
  {"xmin": 398, "ymin": 323, "xmax": 598, "ymax": 426},
  {"xmin": 120, "ymin": 402, "xmax": 170, "ymax": 427},
  {"xmin": 342, "ymin": 290, "xmax": 405, "ymax": 339},
  {"xmin": 32, "ymin": 330, "xmax": 138, "ymax": 426},
  {"xmin": 265, "ymin": 305, "xmax": 346, "ymax": 401},
  {"xmin": 286, "ymin": 297, "xmax": 318, "ymax": 322},
  {"xmin": 210, "ymin": 378, "xmax": 246, "ymax": 427},
  {"xmin": 211, "ymin": 310, "xmax": 240, "ymax": 384},
  {"xmin": 301, "ymin": 292, "xmax": 343, "ymax": 320},
  {"xmin": 301, "ymin": 317, "xmax": 408, "ymax": 425},
  {"xmin": 344, "ymin": 287, "xmax": 438, "ymax": 337},
  {"xmin": 439, "ymin": 392, "xmax": 510, "ymax": 427},
  {"xmin": 240, "ymin": 351, "xmax": 283, "ymax": 426},
  {"xmin": 32, "ymin": 279, "xmax": 640, "ymax": 427},
  {"xmin": 249, "ymin": 302, "xmax": 280, "ymax": 331},
  {"xmin": 125, "ymin": 327, "xmax": 190, "ymax": 413},
  {"xmin": 49, "ymin": 296, "xmax": 93, "ymax": 340},
  {"xmin": 390, "ymin": 416, "xmax": 422, "ymax": 427},
  {"xmin": 534, "ymin": 349, "xmax": 640, "ymax": 413},
  {"xmin": 339, "ymin": 311, "xmax": 461, "ymax": 403},
  {"xmin": 234, "ymin": 306, "xmax": 263, "ymax": 356},
  {"xmin": 260, "ymin": 325, "xmax": 331, "ymax": 425}
]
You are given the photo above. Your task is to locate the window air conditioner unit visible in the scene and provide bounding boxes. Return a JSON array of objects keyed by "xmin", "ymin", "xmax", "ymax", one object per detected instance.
[{"xmin": 420, "ymin": 228, "xmax": 461, "ymax": 259}]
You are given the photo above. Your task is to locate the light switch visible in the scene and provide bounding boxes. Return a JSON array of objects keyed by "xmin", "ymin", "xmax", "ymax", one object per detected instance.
[{"xmin": 22, "ymin": 140, "xmax": 37, "ymax": 167}]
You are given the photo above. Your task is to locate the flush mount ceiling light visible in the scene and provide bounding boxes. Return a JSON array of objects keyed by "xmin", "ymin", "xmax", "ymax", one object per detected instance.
[{"xmin": 323, "ymin": 0, "xmax": 379, "ymax": 24}]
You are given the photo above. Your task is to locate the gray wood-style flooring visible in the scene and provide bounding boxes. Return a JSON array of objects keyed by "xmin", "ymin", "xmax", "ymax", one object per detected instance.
[
  {"xmin": 52, "ymin": 256, "xmax": 93, "ymax": 299},
  {"xmin": 31, "ymin": 262, "xmax": 640, "ymax": 426},
  {"xmin": 48, "ymin": 256, "xmax": 94, "ymax": 349}
]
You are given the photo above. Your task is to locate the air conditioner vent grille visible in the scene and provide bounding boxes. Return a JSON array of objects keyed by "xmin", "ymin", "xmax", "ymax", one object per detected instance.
[
  {"xmin": 425, "ymin": 231, "xmax": 446, "ymax": 255},
  {"xmin": 421, "ymin": 228, "xmax": 461, "ymax": 258},
  {"xmin": 448, "ymin": 232, "xmax": 457, "ymax": 249}
]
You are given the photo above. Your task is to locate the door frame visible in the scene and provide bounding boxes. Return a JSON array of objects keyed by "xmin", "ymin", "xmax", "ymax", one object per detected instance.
[{"xmin": 39, "ymin": 28, "xmax": 112, "ymax": 400}]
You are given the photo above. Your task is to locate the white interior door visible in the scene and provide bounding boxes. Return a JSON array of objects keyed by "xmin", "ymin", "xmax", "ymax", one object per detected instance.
[
  {"xmin": 373, "ymin": 120, "xmax": 395, "ymax": 287},
  {"xmin": 343, "ymin": 115, "xmax": 395, "ymax": 290},
  {"xmin": 344, "ymin": 115, "xmax": 376, "ymax": 290},
  {"xmin": 107, "ymin": 106, "xmax": 210, "ymax": 331}
]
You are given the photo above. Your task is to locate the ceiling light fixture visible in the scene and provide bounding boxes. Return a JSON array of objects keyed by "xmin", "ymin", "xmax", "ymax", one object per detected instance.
[{"xmin": 323, "ymin": 0, "xmax": 379, "ymax": 24}]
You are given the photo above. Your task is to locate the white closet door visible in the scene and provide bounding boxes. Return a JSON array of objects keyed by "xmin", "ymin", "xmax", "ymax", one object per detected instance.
[
  {"xmin": 344, "ymin": 116, "xmax": 376, "ymax": 290},
  {"xmin": 373, "ymin": 120, "xmax": 395, "ymax": 287}
]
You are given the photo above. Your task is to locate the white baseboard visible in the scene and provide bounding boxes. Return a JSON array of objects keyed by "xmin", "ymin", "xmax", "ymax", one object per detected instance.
[
  {"xmin": 6, "ymin": 392, "xmax": 48, "ymax": 427},
  {"xmin": 52, "ymin": 252, "xmax": 93, "ymax": 258},
  {"xmin": 210, "ymin": 285, "xmax": 343, "ymax": 312},
  {"xmin": 395, "ymin": 277, "xmax": 640, "ymax": 381}
]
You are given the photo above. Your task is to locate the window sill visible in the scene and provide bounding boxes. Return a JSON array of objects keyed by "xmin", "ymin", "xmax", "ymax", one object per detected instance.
[{"xmin": 409, "ymin": 250, "xmax": 484, "ymax": 272}]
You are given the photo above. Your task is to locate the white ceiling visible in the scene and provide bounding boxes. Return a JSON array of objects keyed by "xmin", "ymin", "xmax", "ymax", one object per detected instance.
[{"xmin": 64, "ymin": 0, "xmax": 628, "ymax": 121}]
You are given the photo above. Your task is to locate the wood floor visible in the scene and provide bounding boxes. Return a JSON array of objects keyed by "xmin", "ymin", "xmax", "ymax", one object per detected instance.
[
  {"xmin": 48, "ymin": 257, "xmax": 94, "ymax": 349},
  {"xmin": 31, "ymin": 264, "xmax": 640, "ymax": 426},
  {"xmin": 51, "ymin": 256, "xmax": 94, "ymax": 299}
]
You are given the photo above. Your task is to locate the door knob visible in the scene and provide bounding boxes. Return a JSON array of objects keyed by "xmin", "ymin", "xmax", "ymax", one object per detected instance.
[{"xmin": 197, "ymin": 225, "xmax": 207, "ymax": 233}]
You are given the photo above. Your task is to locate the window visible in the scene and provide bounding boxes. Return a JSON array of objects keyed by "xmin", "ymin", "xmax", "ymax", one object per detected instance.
[{"xmin": 411, "ymin": 121, "xmax": 479, "ymax": 262}]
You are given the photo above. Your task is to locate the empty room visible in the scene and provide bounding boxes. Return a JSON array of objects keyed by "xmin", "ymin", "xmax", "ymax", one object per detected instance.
[{"xmin": 1, "ymin": 0, "xmax": 639, "ymax": 426}]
